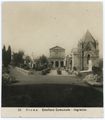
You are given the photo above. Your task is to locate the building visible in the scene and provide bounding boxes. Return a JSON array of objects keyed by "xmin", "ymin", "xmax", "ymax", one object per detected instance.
[
  {"xmin": 70, "ymin": 30, "xmax": 99, "ymax": 71},
  {"xmin": 49, "ymin": 46, "xmax": 65, "ymax": 68},
  {"xmin": 49, "ymin": 31, "xmax": 99, "ymax": 71}
]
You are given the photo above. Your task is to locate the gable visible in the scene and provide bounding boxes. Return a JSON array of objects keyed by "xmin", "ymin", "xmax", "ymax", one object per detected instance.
[
  {"xmin": 84, "ymin": 41, "xmax": 96, "ymax": 51},
  {"xmin": 80, "ymin": 30, "xmax": 97, "ymax": 50},
  {"xmin": 83, "ymin": 30, "xmax": 96, "ymax": 44},
  {"xmin": 50, "ymin": 46, "xmax": 65, "ymax": 51}
]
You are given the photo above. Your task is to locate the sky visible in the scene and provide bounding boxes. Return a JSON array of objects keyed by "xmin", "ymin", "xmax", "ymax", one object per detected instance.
[{"xmin": 2, "ymin": 2, "xmax": 103, "ymax": 58}]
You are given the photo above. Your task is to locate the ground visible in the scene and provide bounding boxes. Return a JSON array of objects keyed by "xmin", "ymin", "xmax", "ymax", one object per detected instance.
[
  {"xmin": 2, "ymin": 66, "xmax": 103, "ymax": 107},
  {"xmin": 9, "ymin": 67, "xmax": 84, "ymax": 85}
]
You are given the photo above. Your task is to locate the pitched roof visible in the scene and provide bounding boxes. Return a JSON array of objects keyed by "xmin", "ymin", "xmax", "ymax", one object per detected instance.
[
  {"xmin": 82, "ymin": 30, "xmax": 96, "ymax": 43},
  {"xmin": 50, "ymin": 46, "xmax": 65, "ymax": 50}
]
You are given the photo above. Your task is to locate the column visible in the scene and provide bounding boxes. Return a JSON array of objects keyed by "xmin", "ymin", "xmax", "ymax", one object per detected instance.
[
  {"xmin": 59, "ymin": 61, "xmax": 61, "ymax": 68},
  {"xmin": 53, "ymin": 61, "xmax": 55, "ymax": 68},
  {"xmin": 64, "ymin": 59, "xmax": 66, "ymax": 67}
]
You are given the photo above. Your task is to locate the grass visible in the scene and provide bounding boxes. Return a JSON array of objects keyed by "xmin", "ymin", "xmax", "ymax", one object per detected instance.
[{"xmin": 2, "ymin": 84, "xmax": 103, "ymax": 107}]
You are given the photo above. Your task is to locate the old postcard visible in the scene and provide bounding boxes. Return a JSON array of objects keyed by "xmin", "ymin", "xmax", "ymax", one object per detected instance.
[{"xmin": 1, "ymin": 1, "xmax": 103, "ymax": 118}]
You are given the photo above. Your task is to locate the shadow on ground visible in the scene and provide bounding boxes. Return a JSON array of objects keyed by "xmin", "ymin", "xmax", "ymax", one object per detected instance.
[{"xmin": 2, "ymin": 84, "xmax": 103, "ymax": 107}]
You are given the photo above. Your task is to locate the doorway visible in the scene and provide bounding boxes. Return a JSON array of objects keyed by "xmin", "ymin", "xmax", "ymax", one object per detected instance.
[
  {"xmin": 60, "ymin": 61, "xmax": 64, "ymax": 67},
  {"xmin": 55, "ymin": 61, "xmax": 59, "ymax": 67},
  {"xmin": 87, "ymin": 54, "xmax": 90, "ymax": 64}
]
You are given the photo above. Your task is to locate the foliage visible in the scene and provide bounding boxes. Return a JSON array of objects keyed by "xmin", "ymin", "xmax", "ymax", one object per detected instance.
[
  {"xmin": 2, "ymin": 66, "xmax": 17, "ymax": 86},
  {"xmin": 24, "ymin": 56, "xmax": 31, "ymax": 64},
  {"xmin": 2, "ymin": 67, "xmax": 10, "ymax": 74},
  {"xmin": 2, "ymin": 45, "xmax": 11, "ymax": 67},
  {"xmin": 92, "ymin": 66, "xmax": 99, "ymax": 75},
  {"xmin": 77, "ymin": 72, "xmax": 82, "ymax": 77},
  {"xmin": 39, "ymin": 55, "xmax": 48, "ymax": 65},
  {"xmin": 2, "ymin": 73, "xmax": 17, "ymax": 86},
  {"xmin": 41, "ymin": 68, "xmax": 51, "ymax": 75},
  {"xmin": 35, "ymin": 55, "xmax": 49, "ymax": 71},
  {"xmin": 7, "ymin": 45, "xmax": 11, "ymax": 65},
  {"xmin": 2, "ymin": 73, "xmax": 10, "ymax": 85},
  {"xmin": 98, "ymin": 58, "xmax": 103, "ymax": 73},
  {"xmin": 12, "ymin": 50, "xmax": 24, "ymax": 66},
  {"xmin": 73, "ymin": 66, "xmax": 77, "ymax": 71},
  {"xmin": 57, "ymin": 68, "xmax": 62, "ymax": 75}
]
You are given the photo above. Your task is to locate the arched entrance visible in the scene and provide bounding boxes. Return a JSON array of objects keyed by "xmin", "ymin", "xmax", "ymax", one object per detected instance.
[
  {"xmin": 87, "ymin": 54, "xmax": 90, "ymax": 64},
  {"xmin": 55, "ymin": 61, "xmax": 59, "ymax": 67},
  {"xmin": 60, "ymin": 61, "xmax": 64, "ymax": 67},
  {"xmin": 51, "ymin": 61, "xmax": 54, "ymax": 67},
  {"xmin": 70, "ymin": 59, "xmax": 72, "ymax": 70}
]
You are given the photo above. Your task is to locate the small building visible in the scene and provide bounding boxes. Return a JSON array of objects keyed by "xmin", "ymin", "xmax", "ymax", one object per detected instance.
[
  {"xmin": 49, "ymin": 46, "xmax": 65, "ymax": 68},
  {"xmin": 70, "ymin": 30, "xmax": 99, "ymax": 71}
]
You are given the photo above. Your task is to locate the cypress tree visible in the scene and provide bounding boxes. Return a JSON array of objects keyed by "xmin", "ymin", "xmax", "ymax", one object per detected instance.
[
  {"xmin": 2, "ymin": 45, "xmax": 7, "ymax": 66},
  {"xmin": 7, "ymin": 45, "xmax": 11, "ymax": 64}
]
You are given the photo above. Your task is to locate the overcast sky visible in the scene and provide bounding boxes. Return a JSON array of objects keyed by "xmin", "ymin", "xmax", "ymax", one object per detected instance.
[{"xmin": 2, "ymin": 2, "xmax": 103, "ymax": 58}]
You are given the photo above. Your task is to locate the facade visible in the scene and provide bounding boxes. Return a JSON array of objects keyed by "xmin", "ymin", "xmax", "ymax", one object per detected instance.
[
  {"xmin": 70, "ymin": 30, "xmax": 99, "ymax": 71},
  {"xmin": 49, "ymin": 46, "xmax": 65, "ymax": 68}
]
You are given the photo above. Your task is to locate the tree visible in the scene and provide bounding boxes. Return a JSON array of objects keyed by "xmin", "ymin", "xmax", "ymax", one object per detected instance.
[
  {"xmin": 7, "ymin": 45, "xmax": 11, "ymax": 65},
  {"xmin": 12, "ymin": 50, "xmax": 24, "ymax": 66},
  {"xmin": 18, "ymin": 51, "xmax": 24, "ymax": 65},
  {"xmin": 25, "ymin": 56, "xmax": 31, "ymax": 64},
  {"xmin": 2, "ymin": 45, "xmax": 8, "ymax": 67},
  {"xmin": 34, "ymin": 55, "xmax": 48, "ymax": 70},
  {"xmin": 39, "ymin": 55, "xmax": 48, "ymax": 65},
  {"xmin": 2, "ymin": 45, "xmax": 6, "ymax": 65}
]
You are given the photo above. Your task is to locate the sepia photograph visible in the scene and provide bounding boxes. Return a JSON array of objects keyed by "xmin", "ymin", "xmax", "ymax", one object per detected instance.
[{"xmin": 1, "ymin": 1, "xmax": 103, "ymax": 117}]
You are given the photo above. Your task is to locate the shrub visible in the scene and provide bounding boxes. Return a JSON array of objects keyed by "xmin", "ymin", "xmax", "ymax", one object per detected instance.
[
  {"xmin": 92, "ymin": 66, "xmax": 99, "ymax": 75},
  {"xmin": 45, "ymin": 68, "xmax": 51, "ymax": 73},
  {"xmin": 77, "ymin": 72, "xmax": 82, "ymax": 77},
  {"xmin": 2, "ymin": 73, "xmax": 17, "ymax": 86},
  {"xmin": 41, "ymin": 70, "xmax": 47, "ymax": 75},
  {"xmin": 57, "ymin": 68, "xmax": 62, "ymax": 75},
  {"xmin": 73, "ymin": 66, "xmax": 77, "ymax": 71},
  {"xmin": 41, "ymin": 68, "xmax": 51, "ymax": 75},
  {"xmin": 2, "ymin": 67, "xmax": 9, "ymax": 74},
  {"xmin": 2, "ymin": 73, "xmax": 10, "ymax": 85},
  {"xmin": 35, "ymin": 65, "xmax": 45, "ymax": 71},
  {"xmin": 98, "ymin": 59, "xmax": 103, "ymax": 76},
  {"xmin": 10, "ymin": 76, "xmax": 17, "ymax": 83}
]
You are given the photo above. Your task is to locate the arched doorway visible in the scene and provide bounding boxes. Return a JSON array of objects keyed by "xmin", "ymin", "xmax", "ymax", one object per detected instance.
[
  {"xmin": 55, "ymin": 61, "xmax": 59, "ymax": 67},
  {"xmin": 51, "ymin": 61, "xmax": 54, "ymax": 67},
  {"xmin": 70, "ymin": 60, "xmax": 72, "ymax": 70},
  {"xmin": 60, "ymin": 61, "xmax": 64, "ymax": 67},
  {"xmin": 87, "ymin": 54, "xmax": 90, "ymax": 64}
]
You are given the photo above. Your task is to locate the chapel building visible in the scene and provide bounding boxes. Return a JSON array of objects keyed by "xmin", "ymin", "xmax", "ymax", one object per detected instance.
[
  {"xmin": 70, "ymin": 30, "xmax": 99, "ymax": 70},
  {"xmin": 49, "ymin": 46, "xmax": 65, "ymax": 68}
]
